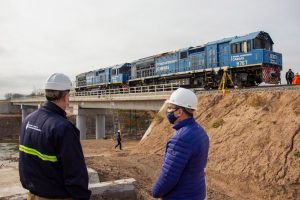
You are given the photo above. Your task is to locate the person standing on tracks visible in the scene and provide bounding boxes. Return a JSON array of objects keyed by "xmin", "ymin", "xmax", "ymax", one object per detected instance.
[
  {"xmin": 114, "ymin": 129, "xmax": 122, "ymax": 150},
  {"xmin": 286, "ymin": 69, "xmax": 294, "ymax": 85},
  {"xmin": 152, "ymin": 88, "xmax": 209, "ymax": 200},
  {"xmin": 19, "ymin": 73, "xmax": 91, "ymax": 200}
]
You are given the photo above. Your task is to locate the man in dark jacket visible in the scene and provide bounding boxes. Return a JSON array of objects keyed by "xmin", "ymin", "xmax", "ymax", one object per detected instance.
[
  {"xmin": 152, "ymin": 88, "xmax": 209, "ymax": 200},
  {"xmin": 114, "ymin": 129, "xmax": 122, "ymax": 150},
  {"xmin": 19, "ymin": 73, "xmax": 91, "ymax": 200},
  {"xmin": 286, "ymin": 69, "xmax": 294, "ymax": 85}
]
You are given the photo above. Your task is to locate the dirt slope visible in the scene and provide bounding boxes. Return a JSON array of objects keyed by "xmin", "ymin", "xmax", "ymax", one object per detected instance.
[{"xmin": 135, "ymin": 90, "xmax": 300, "ymax": 200}]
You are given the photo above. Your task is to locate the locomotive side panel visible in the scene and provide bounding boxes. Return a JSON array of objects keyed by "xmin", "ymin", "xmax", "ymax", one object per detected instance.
[
  {"xmin": 218, "ymin": 43, "xmax": 230, "ymax": 67},
  {"xmin": 155, "ymin": 52, "xmax": 178, "ymax": 76}
]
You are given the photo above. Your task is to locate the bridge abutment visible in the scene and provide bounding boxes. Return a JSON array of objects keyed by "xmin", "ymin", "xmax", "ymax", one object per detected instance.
[{"xmin": 21, "ymin": 104, "xmax": 38, "ymax": 121}]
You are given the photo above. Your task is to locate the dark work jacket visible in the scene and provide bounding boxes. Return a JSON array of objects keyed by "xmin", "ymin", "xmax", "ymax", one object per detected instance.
[
  {"xmin": 19, "ymin": 101, "xmax": 91, "ymax": 199},
  {"xmin": 152, "ymin": 117, "xmax": 209, "ymax": 200},
  {"xmin": 116, "ymin": 132, "xmax": 121, "ymax": 141}
]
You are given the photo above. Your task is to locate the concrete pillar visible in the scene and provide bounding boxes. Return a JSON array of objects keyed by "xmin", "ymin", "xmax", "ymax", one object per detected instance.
[
  {"xmin": 21, "ymin": 104, "xmax": 37, "ymax": 122},
  {"xmin": 76, "ymin": 115, "xmax": 87, "ymax": 140},
  {"xmin": 96, "ymin": 114, "xmax": 105, "ymax": 139},
  {"xmin": 21, "ymin": 108, "xmax": 28, "ymax": 122}
]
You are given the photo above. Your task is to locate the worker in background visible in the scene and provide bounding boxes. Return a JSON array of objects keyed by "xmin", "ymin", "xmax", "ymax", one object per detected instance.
[
  {"xmin": 114, "ymin": 129, "xmax": 122, "ymax": 150},
  {"xmin": 286, "ymin": 69, "xmax": 294, "ymax": 85},
  {"xmin": 19, "ymin": 73, "xmax": 91, "ymax": 200},
  {"xmin": 292, "ymin": 72, "xmax": 300, "ymax": 85},
  {"xmin": 152, "ymin": 88, "xmax": 209, "ymax": 200}
]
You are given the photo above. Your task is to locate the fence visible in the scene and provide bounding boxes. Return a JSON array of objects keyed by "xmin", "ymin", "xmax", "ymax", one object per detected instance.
[{"xmin": 73, "ymin": 83, "xmax": 180, "ymax": 99}]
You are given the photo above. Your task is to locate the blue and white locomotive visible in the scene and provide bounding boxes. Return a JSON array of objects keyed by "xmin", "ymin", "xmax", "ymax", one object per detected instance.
[{"xmin": 75, "ymin": 31, "xmax": 282, "ymax": 91}]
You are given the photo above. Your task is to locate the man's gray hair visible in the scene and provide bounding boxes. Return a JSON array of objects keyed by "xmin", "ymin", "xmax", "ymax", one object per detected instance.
[{"xmin": 45, "ymin": 90, "xmax": 69, "ymax": 101}]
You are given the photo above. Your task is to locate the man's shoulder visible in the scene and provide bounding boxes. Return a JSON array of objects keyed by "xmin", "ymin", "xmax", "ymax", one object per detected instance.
[
  {"xmin": 41, "ymin": 111, "xmax": 74, "ymax": 131},
  {"xmin": 179, "ymin": 123, "xmax": 207, "ymax": 142}
]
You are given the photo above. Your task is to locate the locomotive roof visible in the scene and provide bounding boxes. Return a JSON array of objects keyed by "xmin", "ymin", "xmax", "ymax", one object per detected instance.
[
  {"xmin": 111, "ymin": 63, "xmax": 129, "ymax": 69},
  {"xmin": 206, "ymin": 37, "xmax": 235, "ymax": 46},
  {"xmin": 230, "ymin": 31, "xmax": 273, "ymax": 44},
  {"xmin": 205, "ymin": 31, "xmax": 273, "ymax": 45}
]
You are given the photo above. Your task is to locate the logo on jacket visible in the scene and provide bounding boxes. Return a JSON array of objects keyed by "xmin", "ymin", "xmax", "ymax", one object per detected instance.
[{"xmin": 26, "ymin": 122, "xmax": 41, "ymax": 132}]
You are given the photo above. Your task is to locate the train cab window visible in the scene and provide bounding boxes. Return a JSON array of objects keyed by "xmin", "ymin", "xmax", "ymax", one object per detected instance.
[
  {"xmin": 247, "ymin": 41, "xmax": 251, "ymax": 52},
  {"xmin": 265, "ymin": 42, "xmax": 272, "ymax": 51},
  {"xmin": 231, "ymin": 41, "xmax": 251, "ymax": 54},
  {"xmin": 253, "ymin": 38, "xmax": 272, "ymax": 50},
  {"xmin": 112, "ymin": 69, "xmax": 118, "ymax": 76},
  {"xmin": 242, "ymin": 42, "xmax": 247, "ymax": 53},
  {"xmin": 231, "ymin": 44, "xmax": 237, "ymax": 54},
  {"xmin": 180, "ymin": 52, "xmax": 187, "ymax": 59},
  {"xmin": 236, "ymin": 43, "xmax": 241, "ymax": 53}
]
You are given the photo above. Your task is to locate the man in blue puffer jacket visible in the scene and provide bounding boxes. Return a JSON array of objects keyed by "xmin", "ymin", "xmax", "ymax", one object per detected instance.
[
  {"xmin": 152, "ymin": 88, "xmax": 209, "ymax": 200},
  {"xmin": 19, "ymin": 73, "xmax": 91, "ymax": 199}
]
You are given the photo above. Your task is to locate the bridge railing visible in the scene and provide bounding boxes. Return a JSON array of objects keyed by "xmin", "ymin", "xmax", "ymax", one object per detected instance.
[{"xmin": 72, "ymin": 83, "xmax": 180, "ymax": 98}]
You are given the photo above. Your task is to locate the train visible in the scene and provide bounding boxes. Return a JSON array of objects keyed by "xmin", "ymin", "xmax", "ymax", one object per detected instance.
[{"xmin": 75, "ymin": 31, "xmax": 282, "ymax": 92}]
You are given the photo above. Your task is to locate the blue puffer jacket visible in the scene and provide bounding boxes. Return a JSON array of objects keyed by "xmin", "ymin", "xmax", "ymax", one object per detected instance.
[
  {"xmin": 152, "ymin": 117, "xmax": 209, "ymax": 200},
  {"xmin": 19, "ymin": 101, "xmax": 91, "ymax": 199}
]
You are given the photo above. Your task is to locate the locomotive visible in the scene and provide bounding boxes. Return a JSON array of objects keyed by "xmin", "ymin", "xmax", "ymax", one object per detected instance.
[{"xmin": 75, "ymin": 31, "xmax": 282, "ymax": 92}]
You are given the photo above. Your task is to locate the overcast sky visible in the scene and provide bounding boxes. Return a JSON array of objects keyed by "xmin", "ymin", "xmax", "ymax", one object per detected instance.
[{"xmin": 0, "ymin": 0, "xmax": 299, "ymax": 99}]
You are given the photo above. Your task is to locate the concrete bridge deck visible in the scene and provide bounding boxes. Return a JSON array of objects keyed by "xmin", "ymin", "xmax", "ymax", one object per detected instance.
[{"xmin": 9, "ymin": 85, "xmax": 177, "ymax": 139}]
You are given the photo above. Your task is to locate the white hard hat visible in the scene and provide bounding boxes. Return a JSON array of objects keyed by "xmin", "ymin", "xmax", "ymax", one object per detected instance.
[
  {"xmin": 166, "ymin": 88, "xmax": 198, "ymax": 110},
  {"xmin": 45, "ymin": 73, "xmax": 72, "ymax": 91}
]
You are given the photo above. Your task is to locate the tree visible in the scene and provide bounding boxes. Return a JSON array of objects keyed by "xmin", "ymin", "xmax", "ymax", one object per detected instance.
[{"xmin": 4, "ymin": 93, "xmax": 25, "ymax": 100}]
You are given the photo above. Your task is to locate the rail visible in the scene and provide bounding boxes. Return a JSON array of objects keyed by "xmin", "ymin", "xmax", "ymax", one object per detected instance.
[{"xmin": 72, "ymin": 83, "xmax": 180, "ymax": 98}]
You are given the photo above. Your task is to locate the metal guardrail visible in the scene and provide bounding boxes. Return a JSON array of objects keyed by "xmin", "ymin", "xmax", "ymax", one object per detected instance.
[
  {"xmin": 9, "ymin": 83, "xmax": 180, "ymax": 103},
  {"xmin": 72, "ymin": 83, "xmax": 180, "ymax": 99}
]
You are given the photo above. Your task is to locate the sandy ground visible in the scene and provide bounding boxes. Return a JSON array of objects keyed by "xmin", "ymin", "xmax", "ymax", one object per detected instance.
[
  {"xmin": 0, "ymin": 139, "xmax": 231, "ymax": 200},
  {"xmin": 82, "ymin": 139, "xmax": 233, "ymax": 200},
  {"xmin": 0, "ymin": 146, "xmax": 28, "ymax": 199}
]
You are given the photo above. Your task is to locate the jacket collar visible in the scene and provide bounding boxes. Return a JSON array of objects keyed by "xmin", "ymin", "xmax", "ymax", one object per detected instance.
[
  {"xmin": 173, "ymin": 117, "xmax": 195, "ymax": 130},
  {"xmin": 42, "ymin": 101, "xmax": 67, "ymax": 119}
]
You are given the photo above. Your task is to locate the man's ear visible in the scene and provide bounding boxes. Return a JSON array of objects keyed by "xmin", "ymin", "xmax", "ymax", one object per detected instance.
[
  {"xmin": 176, "ymin": 108, "xmax": 184, "ymax": 117},
  {"xmin": 63, "ymin": 93, "xmax": 69, "ymax": 102}
]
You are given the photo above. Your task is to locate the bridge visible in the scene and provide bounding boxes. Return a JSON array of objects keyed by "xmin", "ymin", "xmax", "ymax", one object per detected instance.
[{"xmin": 10, "ymin": 84, "xmax": 178, "ymax": 139}]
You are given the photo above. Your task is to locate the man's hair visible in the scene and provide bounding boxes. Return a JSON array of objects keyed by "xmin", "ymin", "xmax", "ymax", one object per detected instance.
[
  {"xmin": 176, "ymin": 106, "xmax": 194, "ymax": 117},
  {"xmin": 45, "ymin": 90, "xmax": 69, "ymax": 101}
]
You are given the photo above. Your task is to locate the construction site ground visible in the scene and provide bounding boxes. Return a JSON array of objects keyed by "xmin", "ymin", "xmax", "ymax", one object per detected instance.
[
  {"xmin": 82, "ymin": 139, "xmax": 232, "ymax": 200},
  {"xmin": 0, "ymin": 89, "xmax": 299, "ymax": 199}
]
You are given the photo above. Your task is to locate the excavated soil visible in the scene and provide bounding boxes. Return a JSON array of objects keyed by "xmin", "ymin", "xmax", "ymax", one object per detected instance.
[
  {"xmin": 83, "ymin": 140, "xmax": 232, "ymax": 200},
  {"xmin": 83, "ymin": 89, "xmax": 300, "ymax": 200}
]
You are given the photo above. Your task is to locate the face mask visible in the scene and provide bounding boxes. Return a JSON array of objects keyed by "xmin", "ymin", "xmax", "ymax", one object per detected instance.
[{"xmin": 166, "ymin": 111, "xmax": 178, "ymax": 124}]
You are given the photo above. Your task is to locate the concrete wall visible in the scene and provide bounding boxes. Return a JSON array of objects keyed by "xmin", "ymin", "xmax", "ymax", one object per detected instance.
[
  {"xmin": 0, "ymin": 101, "xmax": 20, "ymax": 114},
  {"xmin": 0, "ymin": 115, "xmax": 22, "ymax": 140}
]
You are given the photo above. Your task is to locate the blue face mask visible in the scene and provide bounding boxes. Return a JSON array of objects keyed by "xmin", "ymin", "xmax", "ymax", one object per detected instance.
[{"xmin": 166, "ymin": 111, "xmax": 178, "ymax": 124}]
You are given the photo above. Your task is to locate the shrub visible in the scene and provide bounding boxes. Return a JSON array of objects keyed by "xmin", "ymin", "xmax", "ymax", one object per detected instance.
[
  {"xmin": 212, "ymin": 118, "xmax": 224, "ymax": 128},
  {"xmin": 205, "ymin": 113, "xmax": 212, "ymax": 120},
  {"xmin": 294, "ymin": 151, "xmax": 300, "ymax": 158}
]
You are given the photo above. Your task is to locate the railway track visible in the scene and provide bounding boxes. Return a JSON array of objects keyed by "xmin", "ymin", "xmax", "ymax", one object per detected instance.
[{"xmin": 195, "ymin": 84, "xmax": 300, "ymax": 95}]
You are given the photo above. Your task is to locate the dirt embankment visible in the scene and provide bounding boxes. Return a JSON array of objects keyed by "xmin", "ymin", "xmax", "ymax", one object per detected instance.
[{"xmin": 134, "ymin": 90, "xmax": 300, "ymax": 199}]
